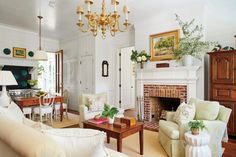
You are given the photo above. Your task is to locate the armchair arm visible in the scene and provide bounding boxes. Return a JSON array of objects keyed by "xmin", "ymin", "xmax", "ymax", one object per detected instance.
[{"xmin": 166, "ymin": 111, "xmax": 175, "ymax": 122}]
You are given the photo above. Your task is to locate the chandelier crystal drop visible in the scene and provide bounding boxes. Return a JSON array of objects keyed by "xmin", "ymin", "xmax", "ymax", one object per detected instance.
[{"xmin": 76, "ymin": 0, "xmax": 131, "ymax": 38}]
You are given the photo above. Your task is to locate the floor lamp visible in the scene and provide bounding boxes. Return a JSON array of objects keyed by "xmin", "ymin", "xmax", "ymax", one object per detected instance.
[{"xmin": 0, "ymin": 71, "xmax": 18, "ymax": 107}]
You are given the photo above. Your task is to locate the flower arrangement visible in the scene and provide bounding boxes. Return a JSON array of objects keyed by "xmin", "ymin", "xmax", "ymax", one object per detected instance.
[
  {"xmin": 174, "ymin": 14, "xmax": 215, "ymax": 64},
  {"xmin": 130, "ymin": 50, "xmax": 151, "ymax": 69}
]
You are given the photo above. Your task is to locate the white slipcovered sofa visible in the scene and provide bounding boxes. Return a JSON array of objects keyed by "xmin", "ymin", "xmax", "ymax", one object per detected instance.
[
  {"xmin": 79, "ymin": 93, "xmax": 124, "ymax": 127},
  {"xmin": 0, "ymin": 102, "xmax": 128, "ymax": 157}
]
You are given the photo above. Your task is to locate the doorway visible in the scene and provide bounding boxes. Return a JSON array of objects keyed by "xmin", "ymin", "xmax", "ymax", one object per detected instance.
[
  {"xmin": 118, "ymin": 47, "xmax": 135, "ymax": 110},
  {"xmin": 38, "ymin": 50, "xmax": 63, "ymax": 95}
]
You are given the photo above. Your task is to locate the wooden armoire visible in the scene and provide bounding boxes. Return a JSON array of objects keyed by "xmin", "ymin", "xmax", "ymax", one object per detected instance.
[{"xmin": 208, "ymin": 50, "xmax": 236, "ymax": 136}]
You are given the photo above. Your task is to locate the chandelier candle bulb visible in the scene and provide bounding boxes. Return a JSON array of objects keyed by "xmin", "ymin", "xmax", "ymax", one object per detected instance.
[
  {"xmin": 85, "ymin": 0, "xmax": 93, "ymax": 12},
  {"xmin": 111, "ymin": 0, "xmax": 119, "ymax": 12},
  {"xmin": 123, "ymin": 6, "xmax": 129, "ymax": 20}
]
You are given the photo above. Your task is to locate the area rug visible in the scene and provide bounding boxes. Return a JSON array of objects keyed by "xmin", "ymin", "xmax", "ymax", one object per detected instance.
[
  {"xmin": 105, "ymin": 130, "xmax": 167, "ymax": 157},
  {"xmin": 144, "ymin": 121, "xmax": 159, "ymax": 132},
  {"xmin": 45, "ymin": 113, "xmax": 80, "ymax": 128}
]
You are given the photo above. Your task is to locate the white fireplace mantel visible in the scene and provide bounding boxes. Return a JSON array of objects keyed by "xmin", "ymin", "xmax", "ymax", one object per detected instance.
[{"xmin": 135, "ymin": 66, "xmax": 202, "ymax": 101}]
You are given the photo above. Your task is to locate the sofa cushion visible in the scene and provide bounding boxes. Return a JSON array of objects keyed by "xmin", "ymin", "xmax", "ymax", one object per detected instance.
[
  {"xmin": 0, "ymin": 102, "xmax": 24, "ymax": 123},
  {"xmin": 0, "ymin": 116, "xmax": 66, "ymax": 157},
  {"xmin": 42, "ymin": 128, "xmax": 108, "ymax": 157},
  {"xmin": 84, "ymin": 93, "xmax": 107, "ymax": 111},
  {"xmin": 173, "ymin": 102, "xmax": 195, "ymax": 124},
  {"xmin": 159, "ymin": 120, "xmax": 179, "ymax": 140},
  {"xmin": 194, "ymin": 99, "xmax": 220, "ymax": 120}
]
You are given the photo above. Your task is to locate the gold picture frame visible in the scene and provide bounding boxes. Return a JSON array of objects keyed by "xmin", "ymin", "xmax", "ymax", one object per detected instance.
[
  {"xmin": 150, "ymin": 29, "xmax": 180, "ymax": 61},
  {"xmin": 13, "ymin": 47, "xmax": 26, "ymax": 58}
]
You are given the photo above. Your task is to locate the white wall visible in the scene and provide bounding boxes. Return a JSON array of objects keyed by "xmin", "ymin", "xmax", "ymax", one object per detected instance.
[
  {"xmin": 94, "ymin": 30, "xmax": 135, "ymax": 107},
  {"xmin": 59, "ymin": 30, "xmax": 134, "ymax": 110},
  {"xmin": 0, "ymin": 25, "xmax": 59, "ymax": 59},
  {"xmin": 0, "ymin": 24, "xmax": 59, "ymax": 94},
  {"xmin": 134, "ymin": 1, "xmax": 236, "ymax": 100}
]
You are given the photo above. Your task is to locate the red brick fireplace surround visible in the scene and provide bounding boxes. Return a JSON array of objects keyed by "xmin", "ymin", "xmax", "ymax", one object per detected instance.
[{"xmin": 144, "ymin": 84, "xmax": 187, "ymax": 122}]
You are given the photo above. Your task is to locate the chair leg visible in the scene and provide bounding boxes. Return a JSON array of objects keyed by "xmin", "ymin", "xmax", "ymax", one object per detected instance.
[
  {"xmin": 29, "ymin": 113, "xmax": 32, "ymax": 120},
  {"xmin": 40, "ymin": 113, "xmax": 43, "ymax": 123},
  {"xmin": 50, "ymin": 113, "xmax": 53, "ymax": 125},
  {"xmin": 66, "ymin": 108, "xmax": 68, "ymax": 119}
]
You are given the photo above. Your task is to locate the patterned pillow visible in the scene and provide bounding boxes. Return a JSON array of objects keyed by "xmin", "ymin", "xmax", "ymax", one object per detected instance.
[{"xmin": 173, "ymin": 102, "xmax": 196, "ymax": 124}]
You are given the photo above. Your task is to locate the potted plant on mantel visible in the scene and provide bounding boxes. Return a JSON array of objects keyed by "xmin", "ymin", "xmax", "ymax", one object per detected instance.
[
  {"xmin": 130, "ymin": 50, "xmax": 151, "ymax": 69},
  {"xmin": 102, "ymin": 104, "xmax": 119, "ymax": 124},
  {"xmin": 188, "ymin": 120, "xmax": 206, "ymax": 135},
  {"xmin": 174, "ymin": 14, "xmax": 215, "ymax": 66}
]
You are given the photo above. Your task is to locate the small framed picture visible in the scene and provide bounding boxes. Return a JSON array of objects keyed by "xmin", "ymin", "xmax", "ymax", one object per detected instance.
[
  {"xmin": 150, "ymin": 29, "xmax": 180, "ymax": 61},
  {"xmin": 13, "ymin": 47, "xmax": 26, "ymax": 58}
]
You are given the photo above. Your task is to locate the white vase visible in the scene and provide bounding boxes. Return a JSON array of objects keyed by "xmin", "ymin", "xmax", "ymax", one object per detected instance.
[
  {"xmin": 183, "ymin": 55, "xmax": 193, "ymax": 66},
  {"xmin": 108, "ymin": 117, "xmax": 115, "ymax": 124}
]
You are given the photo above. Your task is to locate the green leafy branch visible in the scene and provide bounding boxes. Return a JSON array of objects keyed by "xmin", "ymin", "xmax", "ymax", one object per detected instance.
[{"xmin": 174, "ymin": 14, "xmax": 216, "ymax": 60}]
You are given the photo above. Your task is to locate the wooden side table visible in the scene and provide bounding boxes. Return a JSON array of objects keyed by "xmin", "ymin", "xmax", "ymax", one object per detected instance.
[{"xmin": 185, "ymin": 132, "xmax": 211, "ymax": 157}]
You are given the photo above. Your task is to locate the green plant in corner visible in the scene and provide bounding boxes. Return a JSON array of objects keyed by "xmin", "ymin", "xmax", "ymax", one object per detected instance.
[
  {"xmin": 188, "ymin": 120, "xmax": 206, "ymax": 135},
  {"xmin": 174, "ymin": 14, "xmax": 216, "ymax": 61}
]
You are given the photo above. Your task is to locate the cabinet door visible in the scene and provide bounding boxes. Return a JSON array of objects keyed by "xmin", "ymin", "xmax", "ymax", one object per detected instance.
[
  {"xmin": 220, "ymin": 102, "xmax": 235, "ymax": 134},
  {"xmin": 80, "ymin": 55, "xmax": 94, "ymax": 94},
  {"xmin": 211, "ymin": 54, "xmax": 235, "ymax": 84}
]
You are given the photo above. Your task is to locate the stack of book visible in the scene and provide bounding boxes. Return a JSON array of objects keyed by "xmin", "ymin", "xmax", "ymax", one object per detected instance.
[{"xmin": 88, "ymin": 118, "xmax": 108, "ymax": 124}]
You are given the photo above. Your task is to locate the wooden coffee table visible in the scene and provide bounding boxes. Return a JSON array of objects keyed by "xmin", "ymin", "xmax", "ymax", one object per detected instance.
[{"xmin": 83, "ymin": 121, "xmax": 144, "ymax": 155}]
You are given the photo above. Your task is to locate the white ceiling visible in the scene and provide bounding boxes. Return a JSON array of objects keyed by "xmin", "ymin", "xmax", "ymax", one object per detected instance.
[{"xmin": 0, "ymin": 0, "xmax": 208, "ymax": 40}]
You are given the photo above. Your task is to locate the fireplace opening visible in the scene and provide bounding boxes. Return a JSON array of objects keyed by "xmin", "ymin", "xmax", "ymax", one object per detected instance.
[{"xmin": 151, "ymin": 97, "xmax": 180, "ymax": 121}]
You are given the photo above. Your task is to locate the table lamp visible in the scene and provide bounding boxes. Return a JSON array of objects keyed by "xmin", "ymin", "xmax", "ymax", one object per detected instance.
[{"xmin": 0, "ymin": 71, "xmax": 18, "ymax": 107}]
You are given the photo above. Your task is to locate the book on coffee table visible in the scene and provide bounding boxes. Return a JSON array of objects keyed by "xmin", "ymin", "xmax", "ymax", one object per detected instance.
[{"xmin": 88, "ymin": 118, "xmax": 108, "ymax": 124}]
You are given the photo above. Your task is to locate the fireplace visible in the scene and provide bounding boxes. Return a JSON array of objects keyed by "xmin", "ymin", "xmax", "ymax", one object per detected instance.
[
  {"xmin": 151, "ymin": 97, "xmax": 180, "ymax": 121},
  {"xmin": 136, "ymin": 66, "xmax": 201, "ymax": 131},
  {"xmin": 144, "ymin": 85, "xmax": 187, "ymax": 122}
]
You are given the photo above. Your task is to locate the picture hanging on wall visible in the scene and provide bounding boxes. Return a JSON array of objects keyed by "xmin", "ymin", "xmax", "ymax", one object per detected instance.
[
  {"xmin": 150, "ymin": 29, "xmax": 180, "ymax": 61},
  {"xmin": 102, "ymin": 60, "xmax": 109, "ymax": 77},
  {"xmin": 13, "ymin": 47, "xmax": 26, "ymax": 58}
]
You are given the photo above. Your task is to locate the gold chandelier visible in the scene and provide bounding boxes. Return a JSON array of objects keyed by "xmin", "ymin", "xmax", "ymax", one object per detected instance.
[{"xmin": 76, "ymin": 0, "xmax": 131, "ymax": 38}]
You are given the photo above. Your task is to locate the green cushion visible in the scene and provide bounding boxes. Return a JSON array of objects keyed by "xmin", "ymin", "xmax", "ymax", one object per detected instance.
[
  {"xmin": 217, "ymin": 105, "xmax": 232, "ymax": 123},
  {"xmin": 195, "ymin": 100, "xmax": 220, "ymax": 120},
  {"xmin": 159, "ymin": 120, "xmax": 179, "ymax": 140}
]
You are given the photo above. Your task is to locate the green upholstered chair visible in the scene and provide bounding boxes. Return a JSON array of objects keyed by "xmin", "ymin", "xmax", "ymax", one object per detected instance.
[{"xmin": 158, "ymin": 98, "xmax": 232, "ymax": 157}]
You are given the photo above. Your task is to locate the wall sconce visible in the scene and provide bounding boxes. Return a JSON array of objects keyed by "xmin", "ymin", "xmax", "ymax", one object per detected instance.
[{"xmin": 102, "ymin": 60, "xmax": 109, "ymax": 77}]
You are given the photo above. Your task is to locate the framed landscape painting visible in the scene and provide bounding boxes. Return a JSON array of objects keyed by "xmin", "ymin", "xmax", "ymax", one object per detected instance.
[
  {"xmin": 150, "ymin": 29, "xmax": 180, "ymax": 61},
  {"xmin": 13, "ymin": 47, "xmax": 26, "ymax": 58}
]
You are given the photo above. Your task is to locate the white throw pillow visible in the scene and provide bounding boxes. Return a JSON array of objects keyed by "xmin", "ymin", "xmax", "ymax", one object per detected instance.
[
  {"xmin": 42, "ymin": 128, "xmax": 108, "ymax": 157},
  {"xmin": 0, "ymin": 101, "xmax": 24, "ymax": 123},
  {"xmin": 173, "ymin": 102, "xmax": 195, "ymax": 124},
  {"xmin": 87, "ymin": 95, "xmax": 105, "ymax": 112}
]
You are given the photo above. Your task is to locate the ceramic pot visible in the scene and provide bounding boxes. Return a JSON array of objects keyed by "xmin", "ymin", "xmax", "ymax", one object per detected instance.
[
  {"xmin": 108, "ymin": 117, "xmax": 115, "ymax": 124},
  {"xmin": 183, "ymin": 55, "xmax": 193, "ymax": 66},
  {"xmin": 191, "ymin": 128, "xmax": 199, "ymax": 135}
]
